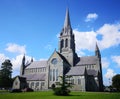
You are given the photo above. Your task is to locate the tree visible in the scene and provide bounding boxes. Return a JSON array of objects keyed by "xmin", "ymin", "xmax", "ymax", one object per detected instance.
[
  {"xmin": 52, "ymin": 75, "xmax": 72, "ymax": 96},
  {"xmin": 112, "ymin": 74, "xmax": 120, "ymax": 91},
  {"xmin": 0, "ymin": 59, "xmax": 13, "ymax": 89}
]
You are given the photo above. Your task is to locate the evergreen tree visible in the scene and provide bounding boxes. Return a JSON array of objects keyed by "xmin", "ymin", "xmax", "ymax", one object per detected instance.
[
  {"xmin": 52, "ymin": 75, "xmax": 72, "ymax": 96},
  {"xmin": 0, "ymin": 59, "xmax": 13, "ymax": 89}
]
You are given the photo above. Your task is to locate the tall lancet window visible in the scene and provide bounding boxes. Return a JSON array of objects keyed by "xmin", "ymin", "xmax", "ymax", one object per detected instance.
[
  {"xmin": 50, "ymin": 69, "xmax": 52, "ymax": 81},
  {"xmin": 53, "ymin": 69, "xmax": 55, "ymax": 81},
  {"xmin": 56, "ymin": 69, "xmax": 58, "ymax": 81},
  {"xmin": 61, "ymin": 39, "xmax": 64, "ymax": 48},
  {"xmin": 65, "ymin": 39, "xmax": 68, "ymax": 47}
]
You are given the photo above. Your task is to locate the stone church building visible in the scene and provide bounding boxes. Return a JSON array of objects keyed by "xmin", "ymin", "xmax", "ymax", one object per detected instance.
[{"xmin": 19, "ymin": 9, "xmax": 103, "ymax": 91}]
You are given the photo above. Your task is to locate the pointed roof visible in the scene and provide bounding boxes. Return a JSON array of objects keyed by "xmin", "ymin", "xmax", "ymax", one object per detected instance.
[
  {"xmin": 95, "ymin": 43, "xmax": 101, "ymax": 57},
  {"xmin": 23, "ymin": 54, "xmax": 25, "ymax": 60},
  {"xmin": 31, "ymin": 57, "xmax": 33, "ymax": 62},
  {"xmin": 95, "ymin": 42, "xmax": 100, "ymax": 51},
  {"xmin": 64, "ymin": 8, "xmax": 71, "ymax": 29}
]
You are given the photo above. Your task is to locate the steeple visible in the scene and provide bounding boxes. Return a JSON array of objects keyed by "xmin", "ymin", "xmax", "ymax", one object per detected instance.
[
  {"xmin": 95, "ymin": 43, "xmax": 101, "ymax": 59},
  {"xmin": 58, "ymin": 8, "xmax": 78, "ymax": 66},
  {"xmin": 20, "ymin": 54, "xmax": 26, "ymax": 76},
  {"xmin": 64, "ymin": 8, "xmax": 71, "ymax": 29}
]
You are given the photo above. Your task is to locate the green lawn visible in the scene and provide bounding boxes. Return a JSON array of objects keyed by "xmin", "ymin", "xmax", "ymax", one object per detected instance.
[{"xmin": 0, "ymin": 91, "xmax": 120, "ymax": 99}]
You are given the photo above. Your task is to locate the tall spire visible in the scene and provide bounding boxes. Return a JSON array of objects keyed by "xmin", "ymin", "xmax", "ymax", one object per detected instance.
[
  {"xmin": 64, "ymin": 8, "xmax": 71, "ymax": 29},
  {"xmin": 95, "ymin": 43, "xmax": 99, "ymax": 51},
  {"xmin": 20, "ymin": 54, "xmax": 26, "ymax": 76},
  {"xmin": 95, "ymin": 43, "xmax": 101, "ymax": 58}
]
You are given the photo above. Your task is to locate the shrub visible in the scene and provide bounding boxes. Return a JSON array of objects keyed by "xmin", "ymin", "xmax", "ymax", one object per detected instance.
[
  {"xmin": 52, "ymin": 76, "xmax": 72, "ymax": 96},
  {"xmin": 25, "ymin": 88, "xmax": 34, "ymax": 92},
  {"xmin": 53, "ymin": 87, "xmax": 70, "ymax": 96},
  {"xmin": 10, "ymin": 89, "xmax": 22, "ymax": 93}
]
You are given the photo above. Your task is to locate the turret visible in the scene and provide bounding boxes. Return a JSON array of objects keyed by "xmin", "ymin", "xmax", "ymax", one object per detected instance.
[
  {"xmin": 95, "ymin": 43, "xmax": 103, "ymax": 91},
  {"xmin": 95, "ymin": 43, "xmax": 101, "ymax": 59},
  {"xmin": 31, "ymin": 57, "xmax": 33, "ymax": 63},
  {"xmin": 20, "ymin": 54, "xmax": 26, "ymax": 76}
]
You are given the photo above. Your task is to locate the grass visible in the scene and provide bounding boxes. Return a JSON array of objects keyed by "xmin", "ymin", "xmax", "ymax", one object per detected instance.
[{"xmin": 0, "ymin": 91, "xmax": 120, "ymax": 99}]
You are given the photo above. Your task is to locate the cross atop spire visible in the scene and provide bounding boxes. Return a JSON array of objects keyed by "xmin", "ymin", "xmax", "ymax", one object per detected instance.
[{"xmin": 64, "ymin": 8, "xmax": 71, "ymax": 29}]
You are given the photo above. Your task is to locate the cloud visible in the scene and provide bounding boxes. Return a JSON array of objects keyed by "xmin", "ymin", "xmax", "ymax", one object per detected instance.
[
  {"xmin": 0, "ymin": 53, "xmax": 8, "ymax": 63},
  {"xmin": 97, "ymin": 23, "xmax": 120, "ymax": 49},
  {"xmin": 104, "ymin": 68, "xmax": 116, "ymax": 79},
  {"xmin": 73, "ymin": 30, "xmax": 97, "ymax": 52},
  {"xmin": 5, "ymin": 43, "xmax": 26, "ymax": 54},
  {"xmin": 111, "ymin": 56, "xmax": 120, "ymax": 67},
  {"xmin": 85, "ymin": 13, "xmax": 98, "ymax": 22},
  {"xmin": 101, "ymin": 57, "xmax": 109, "ymax": 69},
  {"xmin": 73, "ymin": 23, "xmax": 120, "ymax": 54}
]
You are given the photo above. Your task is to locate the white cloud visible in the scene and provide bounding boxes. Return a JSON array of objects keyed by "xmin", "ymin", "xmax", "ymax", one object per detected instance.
[
  {"xmin": 11, "ymin": 54, "xmax": 23, "ymax": 71},
  {"xmin": 5, "ymin": 43, "xmax": 26, "ymax": 54},
  {"xmin": 73, "ymin": 23, "xmax": 120, "ymax": 54},
  {"xmin": 73, "ymin": 30, "xmax": 97, "ymax": 52},
  {"xmin": 85, "ymin": 13, "xmax": 98, "ymax": 22},
  {"xmin": 104, "ymin": 68, "xmax": 116, "ymax": 79},
  {"xmin": 101, "ymin": 57, "xmax": 109, "ymax": 69},
  {"xmin": 111, "ymin": 56, "xmax": 120, "ymax": 67},
  {"xmin": 97, "ymin": 23, "xmax": 120, "ymax": 49},
  {"xmin": 76, "ymin": 50, "xmax": 86, "ymax": 57}
]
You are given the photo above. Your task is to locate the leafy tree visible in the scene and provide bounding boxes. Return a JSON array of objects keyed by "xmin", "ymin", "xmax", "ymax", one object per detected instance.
[
  {"xmin": 52, "ymin": 75, "xmax": 72, "ymax": 96},
  {"xmin": 112, "ymin": 74, "xmax": 120, "ymax": 91},
  {"xmin": 0, "ymin": 59, "xmax": 13, "ymax": 89}
]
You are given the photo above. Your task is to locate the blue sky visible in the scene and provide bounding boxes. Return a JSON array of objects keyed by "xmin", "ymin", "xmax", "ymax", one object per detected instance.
[{"xmin": 0, "ymin": 0, "xmax": 120, "ymax": 86}]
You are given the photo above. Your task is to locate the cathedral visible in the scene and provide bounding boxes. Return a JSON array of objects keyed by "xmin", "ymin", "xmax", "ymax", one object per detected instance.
[{"xmin": 15, "ymin": 9, "xmax": 103, "ymax": 91}]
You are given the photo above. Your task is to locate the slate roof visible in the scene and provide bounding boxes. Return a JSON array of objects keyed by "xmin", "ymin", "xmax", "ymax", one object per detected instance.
[
  {"xmin": 76, "ymin": 56, "xmax": 98, "ymax": 66},
  {"xmin": 87, "ymin": 69, "xmax": 98, "ymax": 76},
  {"xmin": 23, "ymin": 73, "xmax": 46, "ymax": 81},
  {"xmin": 17, "ymin": 76, "xmax": 26, "ymax": 83},
  {"xmin": 66, "ymin": 66, "xmax": 98, "ymax": 76},
  {"xmin": 26, "ymin": 60, "xmax": 47, "ymax": 69},
  {"xmin": 57, "ymin": 52, "xmax": 70, "ymax": 65},
  {"xmin": 67, "ymin": 66, "xmax": 85, "ymax": 76}
]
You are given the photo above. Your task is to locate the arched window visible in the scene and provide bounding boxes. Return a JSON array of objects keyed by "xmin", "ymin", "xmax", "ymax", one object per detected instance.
[
  {"xmin": 65, "ymin": 39, "xmax": 68, "ymax": 47},
  {"xmin": 61, "ymin": 39, "xmax": 64, "ymax": 48}
]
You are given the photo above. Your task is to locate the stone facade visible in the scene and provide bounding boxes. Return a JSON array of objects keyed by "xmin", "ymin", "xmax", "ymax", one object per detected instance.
[
  {"xmin": 19, "ymin": 9, "xmax": 103, "ymax": 92},
  {"xmin": 12, "ymin": 76, "xmax": 28, "ymax": 90}
]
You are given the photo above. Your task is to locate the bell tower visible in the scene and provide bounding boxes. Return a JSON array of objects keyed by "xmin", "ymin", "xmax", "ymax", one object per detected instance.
[{"xmin": 58, "ymin": 8, "xmax": 77, "ymax": 66}]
